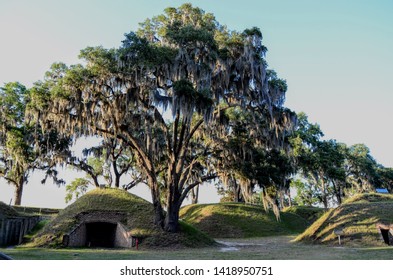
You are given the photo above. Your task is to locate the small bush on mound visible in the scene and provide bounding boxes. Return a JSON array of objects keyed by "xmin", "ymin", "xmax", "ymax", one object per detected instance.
[
  {"xmin": 27, "ymin": 188, "xmax": 214, "ymax": 248},
  {"xmin": 296, "ymin": 193, "xmax": 393, "ymax": 247},
  {"xmin": 283, "ymin": 206, "xmax": 326, "ymax": 224},
  {"xmin": 180, "ymin": 203, "xmax": 308, "ymax": 238}
]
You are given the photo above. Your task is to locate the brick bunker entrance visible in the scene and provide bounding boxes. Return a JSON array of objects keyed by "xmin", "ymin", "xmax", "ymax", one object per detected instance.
[
  {"xmin": 62, "ymin": 212, "xmax": 133, "ymax": 248},
  {"xmin": 86, "ymin": 222, "xmax": 117, "ymax": 247}
]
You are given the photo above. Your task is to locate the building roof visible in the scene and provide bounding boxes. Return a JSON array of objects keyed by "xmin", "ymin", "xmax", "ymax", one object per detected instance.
[{"xmin": 376, "ymin": 188, "xmax": 389, "ymax": 194}]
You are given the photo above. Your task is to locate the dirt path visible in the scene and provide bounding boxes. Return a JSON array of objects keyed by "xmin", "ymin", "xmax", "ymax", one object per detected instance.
[{"xmin": 214, "ymin": 235, "xmax": 393, "ymax": 259}]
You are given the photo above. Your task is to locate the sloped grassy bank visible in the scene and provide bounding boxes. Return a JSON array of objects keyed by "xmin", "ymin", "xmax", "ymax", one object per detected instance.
[
  {"xmin": 26, "ymin": 188, "xmax": 214, "ymax": 248},
  {"xmin": 0, "ymin": 201, "xmax": 20, "ymax": 218},
  {"xmin": 283, "ymin": 206, "xmax": 326, "ymax": 224},
  {"xmin": 180, "ymin": 203, "xmax": 309, "ymax": 238},
  {"xmin": 296, "ymin": 193, "xmax": 393, "ymax": 246}
]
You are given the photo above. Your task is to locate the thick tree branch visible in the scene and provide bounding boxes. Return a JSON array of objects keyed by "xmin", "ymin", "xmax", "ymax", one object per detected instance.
[{"xmin": 179, "ymin": 174, "xmax": 217, "ymax": 205}]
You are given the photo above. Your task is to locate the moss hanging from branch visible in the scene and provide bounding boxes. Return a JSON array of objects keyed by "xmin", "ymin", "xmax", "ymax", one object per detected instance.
[{"xmin": 28, "ymin": 3, "xmax": 295, "ymax": 232}]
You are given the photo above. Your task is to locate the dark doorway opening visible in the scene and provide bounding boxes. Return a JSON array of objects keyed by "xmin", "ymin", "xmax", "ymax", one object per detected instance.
[
  {"xmin": 86, "ymin": 222, "xmax": 117, "ymax": 247},
  {"xmin": 380, "ymin": 229, "xmax": 390, "ymax": 245}
]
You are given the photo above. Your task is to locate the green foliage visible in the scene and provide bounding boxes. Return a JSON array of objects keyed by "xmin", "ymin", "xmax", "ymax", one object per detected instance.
[
  {"xmin": 290, "ymin": 113, "xmax": 348, "ymax": 207},
  {"xmin": 345, "ymin": 143, "xmax": 379, "ymax": 192},
  {"xmin": 27, "ymin": 82, "xmax": 50, "ymax": 111},
  {"xmin": 1, "ymin": 81, "xmax": 72, "ymax": 205},
  {"xmin": 79, "ymin": 46, "xmax": 117, "ymax": 75},
  {"xmin": 290, "ymin": 111, "xmax": 392, "ymax": 209},
  {"xmin": 0, "ymin": 82, "xmax": 33, "ymax": 204},
  {"xmin": 291, "ymin": 112, "xmax": 324, "ymax": 149},
  {"xmin": 0, "ymin": 82, "xmax": 27, "ymax": 125},
  {"xmin": 269, "ymin": 78, "xmax": 288, "ymax": 92},
  {"xmin": 5, "ymin": 127, "xmax": 33, "ymax": 166},
  {"xmin": 167, "ymin": 24, "xmax": 216, "ymax": 48},
  {"xmin": 292, "ymin": 179, "xmax": 320, "ymax": 206},
  {"xmin": 86, "ymin": 157, "xmax": 104, "ymax": 177},
  {"xmin": 173, "ymin": 80, "xmax": 213, "ymax": 107},
  {"xmin": 243, "ymin": 27, "xmax": 263, "ymax": 37},
  {"xmin": 65, "ymin": 178, "xmax": 90, "ymax": 203},
  {"xmin": 28, "ymin": 3, "xmax": 294, "ymax": 233},
  {"xmin": 376, "ymin": 167, "xmax": 393, "ymax": 192},
  {"xmin": 119, "ymin": 32, "xmax": 176, "ymax": 68}
]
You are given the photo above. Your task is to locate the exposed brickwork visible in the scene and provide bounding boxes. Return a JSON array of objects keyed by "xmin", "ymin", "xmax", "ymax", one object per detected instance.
[
  {"xmin": 115, "ymin": 223, "xmax": 132, "ymax": 248},
  {"xmin": 63, "ymin": 211, "xmax": 133, "ymax": 248}
]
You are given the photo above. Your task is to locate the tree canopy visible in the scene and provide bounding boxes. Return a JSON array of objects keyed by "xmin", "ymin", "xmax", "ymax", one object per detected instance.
[
  {"xmin": 28, "ymin": 3, "xmax": 295, "ymax": 232},
  {"xmin": 0, "ymin": 82, "xmax": 69, "ymax": 205},
  {"xmin": 290, "ymin": 112, "xmax": 392, "ymax": 208}
]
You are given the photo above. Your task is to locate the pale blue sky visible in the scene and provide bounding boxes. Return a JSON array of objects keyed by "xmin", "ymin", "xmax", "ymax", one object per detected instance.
[{"xmin": 1, "ymin": 0, "xmax": 392, "ymax": 207}]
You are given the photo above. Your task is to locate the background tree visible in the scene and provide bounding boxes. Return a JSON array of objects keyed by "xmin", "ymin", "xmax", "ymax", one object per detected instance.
[
  {"xmin": 0, "ymin": 82, "xmax": 68, "ymax": 205},
  {"xmin": 290, "ymin": 112, "xmax": 392, "ymax": 208},
  {"xmin": 376, "ymin": 166, "xmax": 393, "ymax": 192},
  {"xmin": 291, "ymin": 113, "xmax": 345, "ymax": 208},
  {"xmin": 0, "ymin": 82, "xmax": 31, "ymax": 205},
  {"xmin": 64, "ymin": 138, "xmax": 142, "ymax": 202},
  {"xmin": 291, "ymin": 179, "xmax": 320, "ymax": 206},
  {"xmin": 344, "ymin": 143, "xmax": 379, "ymax": 194},
  {"xmin": 30, "ymin": 4, "xmax": 294, "ymax": 232}
]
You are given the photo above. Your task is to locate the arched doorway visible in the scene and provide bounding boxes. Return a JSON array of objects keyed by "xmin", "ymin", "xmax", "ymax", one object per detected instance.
[{"xmin": 85, "ymin": 222, "xmax": 117, "ymax": 247}]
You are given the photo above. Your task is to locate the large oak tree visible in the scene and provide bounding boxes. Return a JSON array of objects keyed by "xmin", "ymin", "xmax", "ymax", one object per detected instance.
[{"xmin": 30, "ymin": 4, "xmax": 294, "ymax": 232}]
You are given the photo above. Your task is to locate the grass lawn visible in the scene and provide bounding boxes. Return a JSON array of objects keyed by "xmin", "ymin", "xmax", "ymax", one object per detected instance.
[{"xmin": 3, "ymin": 236, "xmax": 393, "ymax": 260}]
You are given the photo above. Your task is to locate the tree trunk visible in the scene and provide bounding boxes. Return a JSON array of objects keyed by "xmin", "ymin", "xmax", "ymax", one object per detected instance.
[
  {"xmin": 279, "ymin": 189, "xmax": 285, "ymax": 209},
  {"xmin": 233, "ymin": 181, "xmax": 243, "ymax": 203},
  {"xmin": 114, "ymin": 174, "xmax": 120, "ymax": 188},
  {"xmin": 287, "ymin": 188, "xmax": 292, "ymax": 207},
  {"xmin": 13, "ymin": 178, "xmax": 24, "ymax": 206},
  {"xmin": 320, "ymin": 175, "xmax": 328, "ymax": 209},
  {"xmin": 332, "ymin": 181, "xmax": 342, "ymax": 205},
  {"xmin": 191, "ymin": 185, "xmax": 199, "ymax": 204},
  {"xmin": 149, "ymin": 177, "xmax": 165, "ymax": 227},
  {"xmin": 113, "ymin": 161, "xmax": 120, "ymax": 188},
  {"xmin": 164, "ymin": 201, "xmax": 180, "ymax": 233},
  {"xmin": 92, "ymin": 175, "xmax": 100, "ymax": 188}
]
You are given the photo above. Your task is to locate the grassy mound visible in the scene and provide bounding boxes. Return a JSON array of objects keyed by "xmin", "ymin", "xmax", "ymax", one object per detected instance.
[
  {"xmin": 180, "ymin": 203, "xmax": 308, "ymax": 238},
  {"xmin": 0, "ymin": 201, "xmax": 20, "ymax": 218},
  {"xmin": 283, "ymin": 206, "xmax": 326, "ymax": 224},
  {"xmin": 296, "ymin": 193, "xmax": 393, "ymax": 246},
  {"xmin": 28, "ymin": 188, "xmax": 214, "ymax": 248},
  {"xmin": 343, "ymin": 193, "xmax": 393, "ymax": 204}
]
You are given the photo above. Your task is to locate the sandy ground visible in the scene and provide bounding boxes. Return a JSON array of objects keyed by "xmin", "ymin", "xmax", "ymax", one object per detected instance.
[{"xmin": 212, "ymin": 236, "xmax": 393, "ymax": 259}]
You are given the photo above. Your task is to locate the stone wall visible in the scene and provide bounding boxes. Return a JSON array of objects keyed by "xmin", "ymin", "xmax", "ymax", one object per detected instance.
[
  {"xmin": 0, "ymin": 216, "xmax": 40, "ymax": 246},
  {"xmin": 64, "ymin": 223, "xmax": 87, "ymax": 247},
  {"xmin": 114, "ymin": 222, "xmax": 132, "ymax": 248}
]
